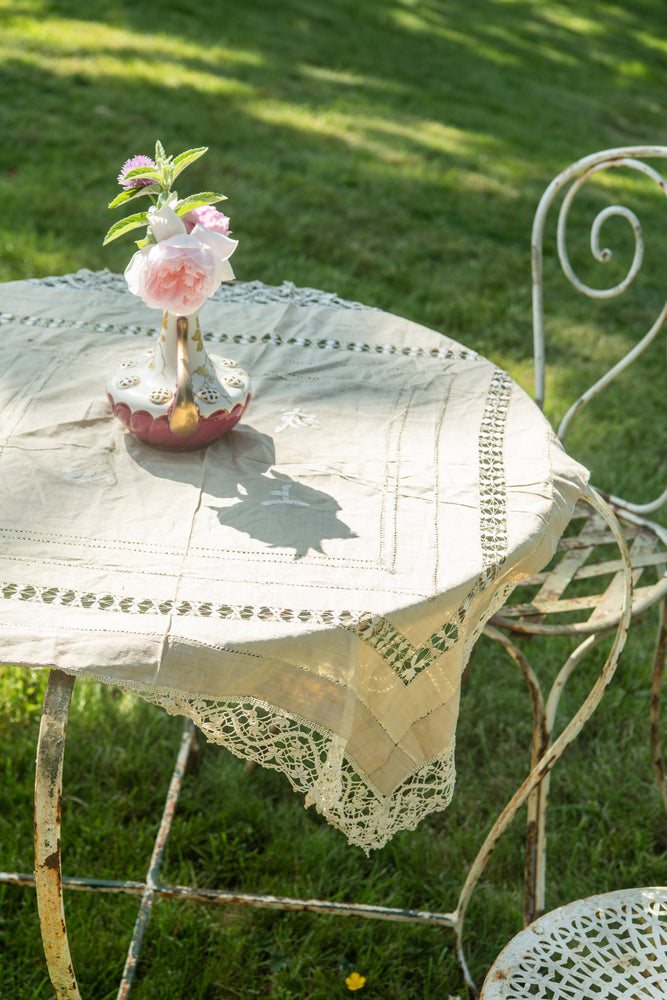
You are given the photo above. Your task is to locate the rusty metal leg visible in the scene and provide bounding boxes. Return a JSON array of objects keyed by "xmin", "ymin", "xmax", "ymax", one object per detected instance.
[
  {"xmin": 117, "ymin": 718, "xmax": 197, "ymax": 1000},
  {"xmin": 529, "ymin": 631, "xmax": 610, "ymax": 924},
  {"xmin": 650, "ymin": 594, "xmax": 667, "ymax": 811},
  {"xmin": 454, "ymin": 487, "xmax": 632, "ymax": 992},
  {"xmin": 482, "ymin": 625, "xmax": 547, "ymax": 925},
  {"xmin": 34, "ymin": 668, "xmax": 81, "ymax": 1000}
]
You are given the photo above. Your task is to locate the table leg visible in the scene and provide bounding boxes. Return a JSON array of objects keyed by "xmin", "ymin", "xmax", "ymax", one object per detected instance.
[
  {"xmin": 34, "ymin": 668, "xmax": 81, "ymax": 1000},
  {"xmin": 117, "ymin": 718, "xmax": 197, "ymax": 999}
]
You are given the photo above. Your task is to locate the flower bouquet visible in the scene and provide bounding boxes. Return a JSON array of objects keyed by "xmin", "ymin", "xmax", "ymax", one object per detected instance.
[{"xmin": 104, "ymin": 141, "xmax": 251, "ymax": 451}]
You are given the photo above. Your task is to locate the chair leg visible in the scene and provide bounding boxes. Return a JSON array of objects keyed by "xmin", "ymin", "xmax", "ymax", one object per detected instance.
[
  {"xmin": 34, "ymin": 668, "xmax": 81, "ymax": 1000},
  {"xmin": 650, "ymin": 594, "xmax": 667, "ymax": 812}
]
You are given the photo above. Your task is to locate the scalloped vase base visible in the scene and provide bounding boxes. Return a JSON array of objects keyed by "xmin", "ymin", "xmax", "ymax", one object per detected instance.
[{"xmin": 109, "ymin": 396, "xmax": 251, "ymax": 452}]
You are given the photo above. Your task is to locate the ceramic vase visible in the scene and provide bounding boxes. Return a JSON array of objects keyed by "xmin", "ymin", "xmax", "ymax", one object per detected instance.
[{"xmin": 107, "ymin": 310, "xmax": 251, "ymax": 451}]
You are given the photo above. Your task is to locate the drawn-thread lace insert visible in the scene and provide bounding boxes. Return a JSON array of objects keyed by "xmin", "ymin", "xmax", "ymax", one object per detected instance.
[
  {"xmin": 0, "ymin": 580, "xmax": 460, "ymax": 686},
  {"xmin": 479, "ymin": 369, "xmax": 512, "ymax": 580}
]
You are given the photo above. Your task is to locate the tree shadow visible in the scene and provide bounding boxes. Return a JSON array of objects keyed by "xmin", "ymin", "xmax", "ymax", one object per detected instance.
[
  {"xmin": 124, "ymin": 424, "xmax": 357, "ymax": 559},
  {"xmin": 3, "ymin": 0, "xmax": 667, "ymax": 368}
]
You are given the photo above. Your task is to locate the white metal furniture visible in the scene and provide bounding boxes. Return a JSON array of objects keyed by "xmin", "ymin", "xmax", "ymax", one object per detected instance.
[
  {"xmin": 482, "ymin": 887, "xmax": 667, "ymax": 998},
  {"xmin": 480, "ymin": 146, "xmax": 667, "ymax": 997}
]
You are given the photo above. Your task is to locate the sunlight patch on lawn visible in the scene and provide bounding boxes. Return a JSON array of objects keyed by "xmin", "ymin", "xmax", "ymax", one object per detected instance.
[
  {"xmin": 299, "ymin": 65, "xmax": 400, "ymax": 93},
  {"xmin": 390, "ymin": 0, "xmax": 599, "ymax": 72},
  {"xmin": 0, "ymin": 0, "xmax": 46, "ymax": 13},
  {"xmin": 388, "ymin": 5, "xmax": 521, "ymax": 67},
  {"xmin": 539, "ymin": 7, "xmax": 608, "ymax": 35},
  {"xmin": 243, "ymin": 100, "xmax": 501, "ymax": 170},
  {"xmin": 0, "ymin": 15, "xmax": 263, "ymax": 94},
  {"xmin": 634, "ymin": 30, "xmax": 667, "ymax": 56}
]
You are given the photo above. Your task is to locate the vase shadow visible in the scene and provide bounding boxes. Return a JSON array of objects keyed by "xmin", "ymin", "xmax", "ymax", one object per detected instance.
[{"xmin": 124, "ymin": 424, "xmax": 357, "ymax": 559}]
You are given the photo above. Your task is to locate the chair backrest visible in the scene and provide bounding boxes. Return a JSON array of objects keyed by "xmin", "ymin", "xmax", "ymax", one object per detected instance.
[{"xmin": 532, "ymin": 145, "xmax": 667, "ymax": 517}]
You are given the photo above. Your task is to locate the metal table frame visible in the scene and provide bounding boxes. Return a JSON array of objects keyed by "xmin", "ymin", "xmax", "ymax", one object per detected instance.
[{"xmin": 0, "ymin": 487, "xmax": 634, "ymax": 998}]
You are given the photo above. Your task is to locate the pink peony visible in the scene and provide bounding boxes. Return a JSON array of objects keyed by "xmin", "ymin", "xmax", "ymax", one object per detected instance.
[
  {"xmin": 118, "ymin": 155, "xmax": 157, "ymax": 190},
  {"xmin": 125, "ymin": 235, "xmax": 225, "ymax": 314},
  {"xmin": 182, "ymin": 204, "xmax": 231, "ymax": 235},
  {"xmin": 124, "ymin": 203, "xmax": 238, "ymax": 314}
]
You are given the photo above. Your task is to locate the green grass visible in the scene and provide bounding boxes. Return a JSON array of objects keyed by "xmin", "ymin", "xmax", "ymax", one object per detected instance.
[
  {"xmin": 2, "ymin": 625, "xmax": 666, "ymax": 998},
  {"xmin": 1, "ymin": 0, "xmax": 666, "ymax": 996}
]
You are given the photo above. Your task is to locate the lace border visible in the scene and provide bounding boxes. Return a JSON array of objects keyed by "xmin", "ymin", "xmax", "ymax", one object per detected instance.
[
  {"xmin": 83, "ymin": 679, "xmax": 458, "ymax": 854},
  {"xmin": 17, "ymin": 270, "xmax": 480, "ymax": 362},
  {"xmin": 28, "ymin": 268, "xmax": 376, "ymax": 311},
  {"xmin": 9, "ymin": 568, "xmax": 518, "ymax": 850}
]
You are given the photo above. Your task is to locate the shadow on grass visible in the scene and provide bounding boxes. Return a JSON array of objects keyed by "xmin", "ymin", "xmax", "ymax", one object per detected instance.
[{"xmin": 1, "ymin": 4, "xmax": 666, "ymax": 990}]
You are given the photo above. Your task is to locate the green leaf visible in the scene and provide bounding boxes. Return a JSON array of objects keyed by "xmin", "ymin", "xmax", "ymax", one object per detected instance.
[
  {"xmin": 135, "ymin": 232, "xmax": 156, "ymax": 249},
  {"xmin": 102, "ymin": 211, "xmax": 150, "ymax": 245},
  {"xmin": 155, "ymin": 139, "xmax": 167, "ymax": 163},
  {"xmin": 171, "ymin": 146, "xmax": 209, "ymax": 184},
  {"xmin": 108, "ymin": 184, "xmax": 161, "ymax": 209},
  {"xmin": 123, "ymin": 165, "xmax": 163, "ymax": 185},
  {"xmin": 174, "ymin": 192, "xmax": 228, "ymax": 215}
]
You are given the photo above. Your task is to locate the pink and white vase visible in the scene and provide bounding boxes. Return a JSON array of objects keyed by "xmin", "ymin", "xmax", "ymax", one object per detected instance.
[{"xmin": 107, "ymin": 309, "xmax": 251, "ymax": 451}]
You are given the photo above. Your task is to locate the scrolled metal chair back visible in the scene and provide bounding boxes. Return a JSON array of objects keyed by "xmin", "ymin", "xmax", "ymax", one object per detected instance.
[{"xmin": 532, "ymin": 145, "xmax": 667, "ymax": 517}]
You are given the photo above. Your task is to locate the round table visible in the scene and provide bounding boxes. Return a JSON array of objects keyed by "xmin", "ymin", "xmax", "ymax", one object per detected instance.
[
  {"xmin": 1, "ymin": 270, "xmax": 609, "ymax": 999},
  {"xmin": 0, "ymin": 269, "xmax": 589, "ymax": 852}
]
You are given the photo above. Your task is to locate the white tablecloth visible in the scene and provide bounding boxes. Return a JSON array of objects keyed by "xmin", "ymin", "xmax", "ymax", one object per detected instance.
[{"xmin": 0, "ymin": 271, "xmax": 589, "ymax": 851}]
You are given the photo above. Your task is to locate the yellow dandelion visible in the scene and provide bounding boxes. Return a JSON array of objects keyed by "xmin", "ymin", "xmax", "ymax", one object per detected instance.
[{"xmin": 345, "ymin": 971, "xmax": 366, "ymax": 991}]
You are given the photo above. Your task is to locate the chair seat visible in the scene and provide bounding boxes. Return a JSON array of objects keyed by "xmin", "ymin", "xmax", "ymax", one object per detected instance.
[
  {"xmin": 491, "ymin": 496, "xmax": 667, "ymax": 636},
  {"xmin": 480, "ymin": 886, "xmax": 667, "ymax": 998}
]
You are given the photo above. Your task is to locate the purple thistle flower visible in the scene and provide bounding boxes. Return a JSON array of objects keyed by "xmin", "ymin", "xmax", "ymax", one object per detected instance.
[{"xmin": 118, "ymin": 155, "xmax": 157, "ymax": 190}]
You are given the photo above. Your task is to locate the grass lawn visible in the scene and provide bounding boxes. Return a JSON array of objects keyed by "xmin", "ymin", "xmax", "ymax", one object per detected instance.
[{"xmin": 1, "ymin": 0, "xmax": 666, "ymax": 997}]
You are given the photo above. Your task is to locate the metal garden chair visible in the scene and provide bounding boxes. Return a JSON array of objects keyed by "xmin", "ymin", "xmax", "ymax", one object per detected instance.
[{"xmin": 479, "ymin": 146, "xmax": 667, "ymax": 997}]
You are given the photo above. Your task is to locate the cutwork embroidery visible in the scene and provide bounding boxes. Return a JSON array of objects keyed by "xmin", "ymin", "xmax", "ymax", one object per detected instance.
[
  {"xmin": 261, "ymin": 485, "xmax": 311, "ymax": 507},
  {"xmin": 62, "ymin": 467, "xmax": 116, "ymax": 487},
  {"xmin": 29, "ymin": 270, "xmax": 376, "ymax": 312},
  {"xmin": 274, "ymin": 408, "xmax": 322, "ymax": 433}
]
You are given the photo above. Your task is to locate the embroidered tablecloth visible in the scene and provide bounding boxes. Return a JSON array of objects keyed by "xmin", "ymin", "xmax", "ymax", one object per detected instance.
[{"xmin": 0, "ymin": 270, "xmax": 589, "ymax": 851}]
